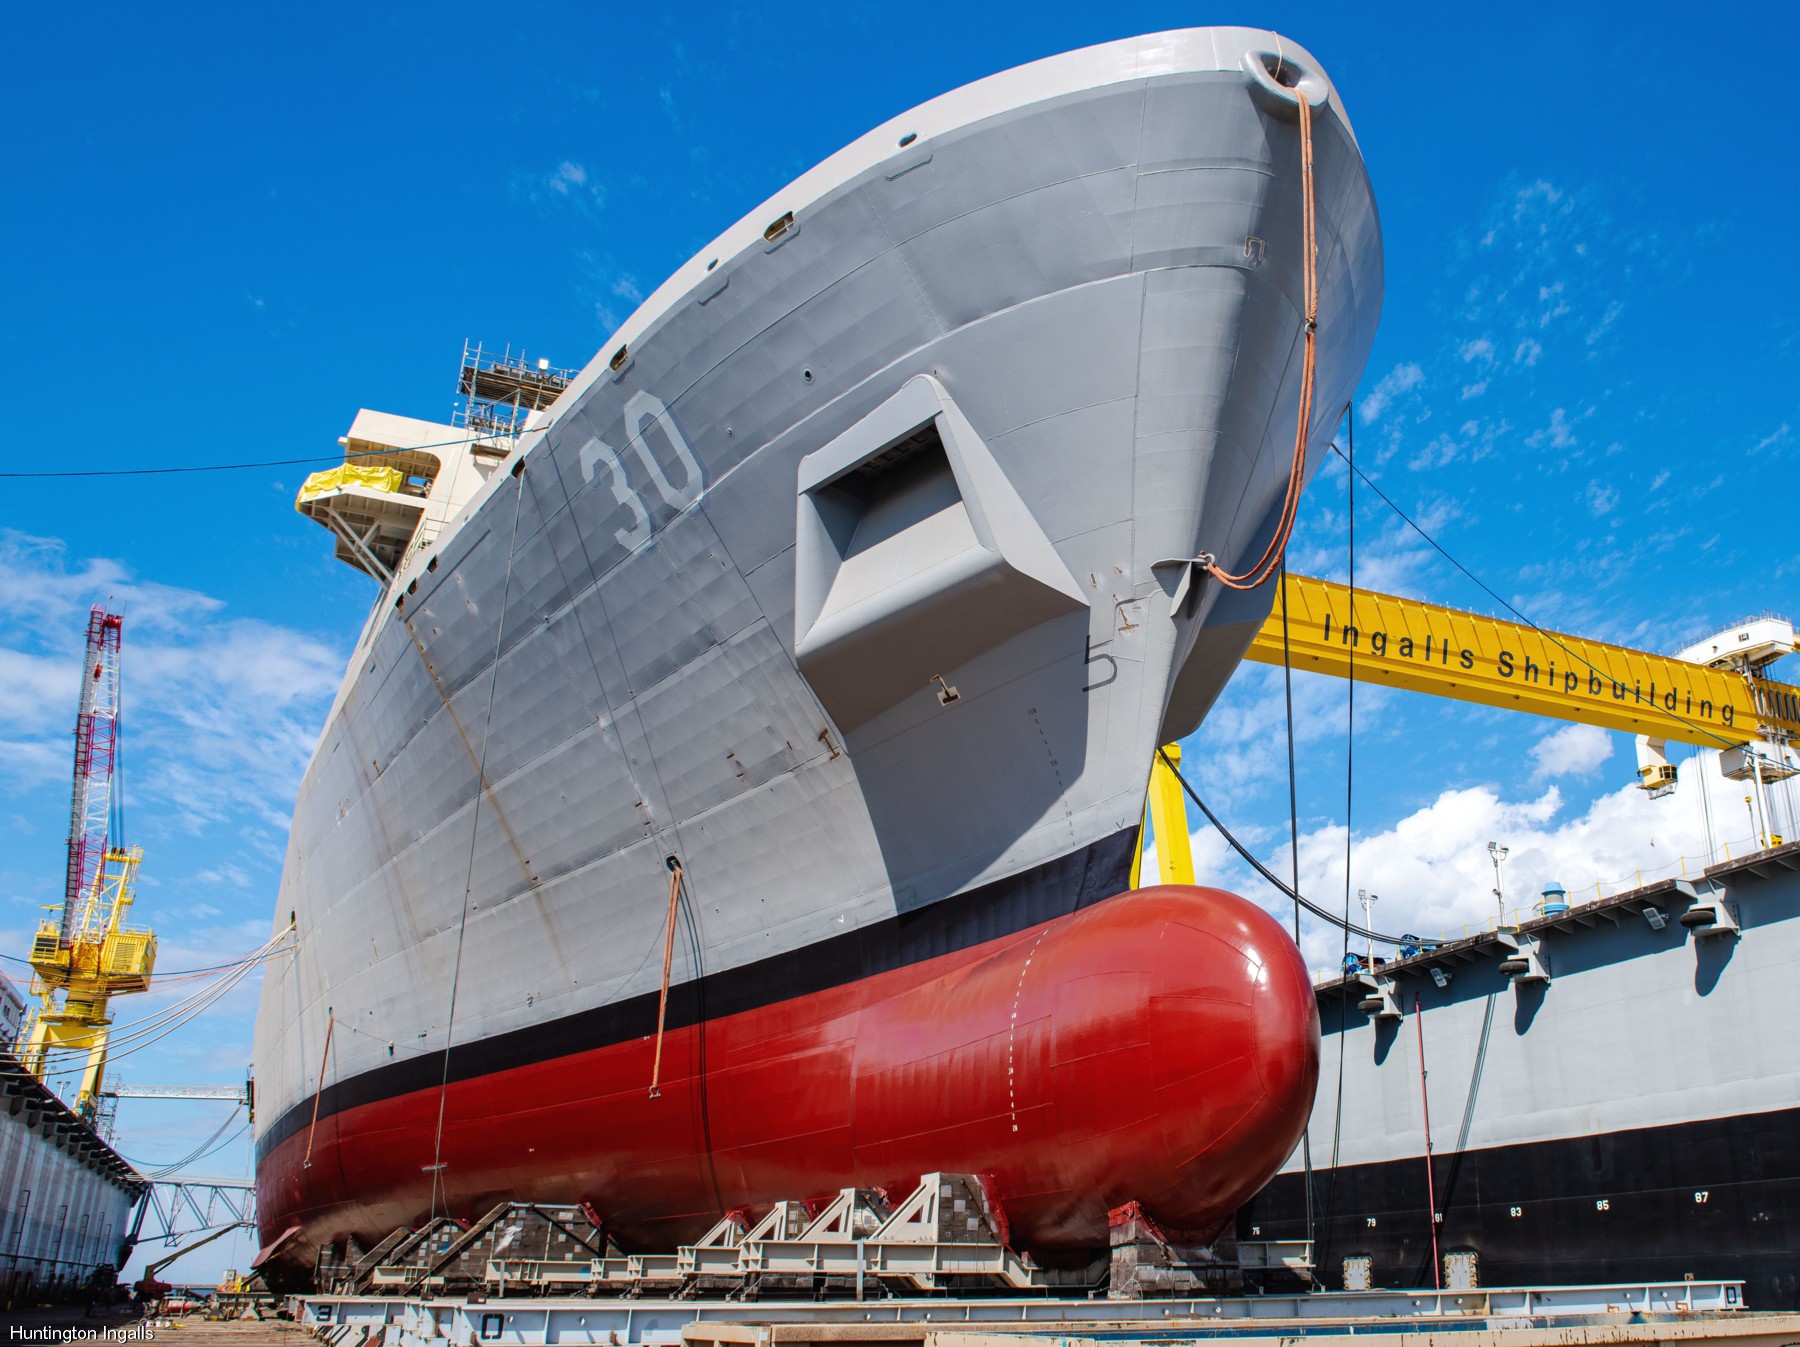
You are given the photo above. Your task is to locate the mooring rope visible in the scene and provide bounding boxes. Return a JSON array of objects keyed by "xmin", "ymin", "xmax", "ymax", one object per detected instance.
[
  {"xmin": 1206, "ymin": 85, "xmax": 1319, "ymax": 591},
  {"xmin": 302, "ymin": 1008, "xmax": 334, "ymax": 1170},
  {"xmin": 648, "ymin": 859, "xmax": 684, "ymax": 1099}
]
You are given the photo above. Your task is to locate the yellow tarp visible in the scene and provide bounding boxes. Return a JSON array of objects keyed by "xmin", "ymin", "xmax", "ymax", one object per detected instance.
[{"xmin": 296, "ymin": 463, "xmax": 405, "ymax": 509}]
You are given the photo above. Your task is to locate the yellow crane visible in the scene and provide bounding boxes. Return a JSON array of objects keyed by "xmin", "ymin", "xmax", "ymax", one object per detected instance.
[
  {"xmin": 17, "ymin": 607, "xmax": 157, "ymax": 1121},
  {"xmin": 1136, "ymin": 574, "xmax": 1800, "ymax": 887},
  {"xmin": 1245, "ymin": 574, "xmax": 1800, "ymax": 754}
]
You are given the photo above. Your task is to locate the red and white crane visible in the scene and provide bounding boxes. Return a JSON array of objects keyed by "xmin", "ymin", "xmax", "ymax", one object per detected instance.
[
  {"xmin": 60, "ymin": 607, "xmax": 124, "ymax": 941},
  {"xmin": 19, "ymin": 605, "xmax": 157, "ymax": 1119}
]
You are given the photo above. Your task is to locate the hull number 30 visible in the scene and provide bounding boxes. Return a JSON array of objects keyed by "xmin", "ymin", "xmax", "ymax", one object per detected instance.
[{"xmin": 577, "ymin": 391, "xmax": 705, "ymax": 549}]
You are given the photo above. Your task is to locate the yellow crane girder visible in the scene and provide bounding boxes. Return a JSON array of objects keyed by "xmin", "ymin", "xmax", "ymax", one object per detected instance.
[{"xmin": 1247, "ymin": 574, "xmax": 1800, "ymax": 749}]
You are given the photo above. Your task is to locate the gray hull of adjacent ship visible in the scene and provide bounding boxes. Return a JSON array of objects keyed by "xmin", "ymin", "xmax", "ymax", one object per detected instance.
[
  {"xmin": 1243, "ymin": 845, "xmax": 1800, "ymax": 1309},
  {"xmin": 0, "ymin": 1047, "xmax": 143, "ymax": 1307},
  {"xmin": 253, "ymin": 29, "xmax": 1382, "ymax": 1263}
]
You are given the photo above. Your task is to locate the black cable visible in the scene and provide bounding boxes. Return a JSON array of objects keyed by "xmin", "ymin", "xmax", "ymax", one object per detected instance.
[
  {"xmin": 1322, "ymin": 414, "xmax": 1358, "ymax": 1275},
  {"xmin": 1278, "ymin": 554, "xmax": 1316, "ymax": 1263},
  {"xmin": 115, "ymin": 636, "xmax": 127, "ymax": 853},
  {"xmin": 0, "ymin": 435, "xmax": 507, "ymax": 481},
  {"xmin": 1156, "ymin": 749, "xmax": 1408, "ymax": 944},
  {"xmin": 1331, "ymin": 444, "xmax": 1743, "ymax": 752},
  {"xmin": 425, "ymin": 460, "xmax": 528, "ymax": 1219},
  {"xmin": 0, "ymin": 948, "xmax": 286, "ymax": 976},
  {"xmin": 1438, "ymin": 991, "xmax": 1497, "ymax": 1205},
  {"xmin": 1343, "ymin": 421, "xmax": 1358, "ymax": 962},
  {"xmin": 674, "ymin": 866, "xmax": 726, "ymax": 1220},
  {"xmin": 117, "ymin": 1107, "xmax": 244, "ymax": 1172},
  {"xmin": 1279, "ymin": 557, "xmax": 1307, "ymax": 946}
]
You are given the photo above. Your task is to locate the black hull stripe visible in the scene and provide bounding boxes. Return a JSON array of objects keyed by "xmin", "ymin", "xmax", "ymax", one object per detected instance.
[
  {"xmin": 257, "ymin": 828, "xmax": 1137, "ymax": 1160},
  {"xmin": 1240, "ymin": 1103, "xmax": 1800, "ymax": 1311}
]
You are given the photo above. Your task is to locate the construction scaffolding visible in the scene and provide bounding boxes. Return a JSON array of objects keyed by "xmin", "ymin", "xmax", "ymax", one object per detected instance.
[{"xmin": 453, "ymin": 341, "xmax": 577, "ymax": 442}]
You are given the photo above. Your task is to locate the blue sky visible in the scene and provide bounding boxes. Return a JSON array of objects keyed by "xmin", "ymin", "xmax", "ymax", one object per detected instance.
[{"xmin": 2, "ymin": 1, "xmax": 1797, "ymax": 1283}]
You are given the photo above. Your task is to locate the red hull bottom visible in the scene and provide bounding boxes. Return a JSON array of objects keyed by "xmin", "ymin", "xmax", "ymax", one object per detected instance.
[{"xmin": 257, "ymin": 885, "xmax": 1319, "ymax": 1276}]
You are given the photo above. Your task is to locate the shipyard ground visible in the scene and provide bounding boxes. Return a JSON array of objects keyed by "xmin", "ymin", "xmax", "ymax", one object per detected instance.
[
  {"xmin": 292, "ymin": 1284, "xmax": 1800, "ymax": 1347},
  {"xmin": 18, "ymin": 1307, "xmax": 1800, "ymax": 1347}
]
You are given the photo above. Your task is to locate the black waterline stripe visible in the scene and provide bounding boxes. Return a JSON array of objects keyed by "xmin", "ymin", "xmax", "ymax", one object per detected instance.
[{"xmin": 257, "ymin": 829, "xmax": 1137, "ymax": 1160}]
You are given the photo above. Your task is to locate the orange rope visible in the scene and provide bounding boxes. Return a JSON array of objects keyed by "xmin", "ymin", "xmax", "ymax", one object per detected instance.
[
  {"xmin": 648, "ymin": 863, "xmax": 683, "ymax": 1098},
  {"xmin": 1206, "ymin": 87, "xmax": 1319, "ymax": 591},
  {"xmin": 302, "ymin": 1008, "xmax": 334, "ymax": 1169}
]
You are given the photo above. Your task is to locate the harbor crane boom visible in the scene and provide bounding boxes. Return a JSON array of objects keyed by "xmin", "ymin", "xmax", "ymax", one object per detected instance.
[{"xmin": 16, "ymin": 606, "xmax": 158, "ymax": 1120}]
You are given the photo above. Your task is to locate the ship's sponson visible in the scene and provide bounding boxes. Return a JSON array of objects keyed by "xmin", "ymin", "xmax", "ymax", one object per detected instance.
[{"xmin": 253, "ymin": 26, "xmax": 1380, "ymax": 1279}]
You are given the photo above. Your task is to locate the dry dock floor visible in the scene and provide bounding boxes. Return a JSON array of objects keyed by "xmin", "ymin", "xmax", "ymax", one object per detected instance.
[
  {"xmin": 681, "ymin": 1318, "xmax": 1800, "ymax": 1347},
  {"xmin": 17, "ymin": 1305, "xmax": 1795, "ymax": 1347}
]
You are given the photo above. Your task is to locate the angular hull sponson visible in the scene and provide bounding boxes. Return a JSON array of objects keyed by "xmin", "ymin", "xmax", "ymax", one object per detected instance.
[{"xmin": 252, "ymin": 28, "xmax": 1381, "ymax": 1282}]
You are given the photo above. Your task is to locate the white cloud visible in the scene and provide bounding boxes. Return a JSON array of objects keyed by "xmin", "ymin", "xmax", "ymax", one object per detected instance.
[
  {"xmin": 0, "ymin": 736, "xmax": 64, "ymax": 793},
  {"xmin": 1359, "ymin": 362, "xmax": 1425, "ymax": 423},
  {"xmin": 1407, "ymin": 433, "xmax": 1460, "ymax": 472},
  {"xmin": 1538, "ymin": 285, "xmax": 1572, "ymax": 328},
  {"xmin": 1195, "ymin": 764, "xmax": 1732, "ymax": 974},
  {"xmin": 0, "ymin": 646, "xmax": 71, "ymax": 735},
  {"xmin": 1585, "ymin": 480, "xmax": 1619, "ymax": 516},
  {"xmin": 1513, "ymin": 179, "xmax": 1564, "ymax": 217},
  {"xmin": 1753, "ymin": 423, "xmax": 1790, "ymax": 454},
  {"xmin": 1527, "ymin": 407, "xmax": 1578, "ymax": 451},
  {"xmin": 1586, "ymin": 301, "xmax": 1623, "ymax": 347},
  {"xmin": 1459, "ymin": 337, "xmax": 1495, "ymax": 365},
  {"xmin": 1514, "ymin": 338, "xmax": 1542, "ymax": 366},
  {"xmin": 0, "ymin": 529, "xmax": 342, "ymax": 901},
  {"xmin": 0, "ymin": 532, "xmax": 222, "ymax": 638},
  {"xmin": 1529, "ymin": 723, "xmax": 1613, "ymax": 778},
  {"xmin": 521, "ymin": 159, "xmax": 605, "ymax": 218}
]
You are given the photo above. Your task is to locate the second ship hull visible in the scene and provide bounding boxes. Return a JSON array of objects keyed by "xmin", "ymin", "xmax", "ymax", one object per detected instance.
[{"xmin": 253, "ymin": 28, "xmax": 1382, "ymax": 1281}]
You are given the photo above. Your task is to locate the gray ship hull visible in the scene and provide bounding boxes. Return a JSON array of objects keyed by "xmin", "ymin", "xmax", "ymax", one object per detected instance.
[{"xmin": 252, "ymin": 29, "xmax": 1382, "ymax": 1277}]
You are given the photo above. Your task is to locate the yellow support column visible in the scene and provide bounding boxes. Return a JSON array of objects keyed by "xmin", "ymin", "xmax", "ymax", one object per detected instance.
[{"xmin": 1132, "ymin": 744, "xmax": 1196, "ymax": 888}]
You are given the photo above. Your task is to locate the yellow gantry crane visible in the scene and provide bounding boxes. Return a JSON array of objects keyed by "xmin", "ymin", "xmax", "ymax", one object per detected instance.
[
  {"xmin": 1246, "ymin": 574, "xmax": 1800, "ymax": 756},
  {"xmin": 17, "ymin": 607, "xmax": 157, "ymax": 1121},
  {"xmin": 1136, "ymin": 575, "xmax": 1800, "ymax": 886}
]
